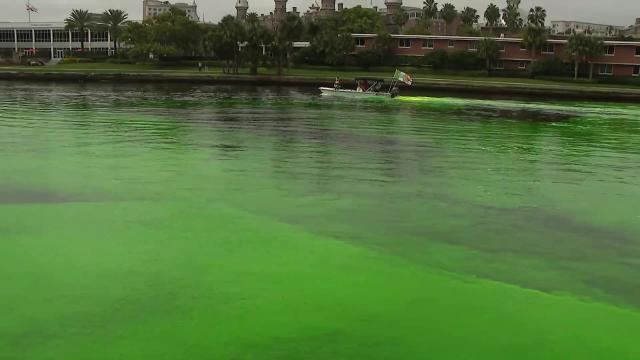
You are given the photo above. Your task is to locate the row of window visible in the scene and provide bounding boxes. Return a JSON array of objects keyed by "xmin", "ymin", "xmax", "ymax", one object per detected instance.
[
  {"xmin": 487, "ymin": 62, "xmax": 638, "ymax": 76},
  {"xmin": 0, "ymin": 30, "xmax": 109, "ymax": 43},
  {"xmin": 393, "ymin": 39, "xmax": 543, "ymax": 53},
  {"xmin": 146, "ymin": 6, "xmax": 194, "ymax": 16},
  {"xmin": 357, "ymin": 38, "xmax": 640, "ymax": 57},
  {"xmin": 594, "ymin": 64, "xmax": 639, "ymax": 76}
]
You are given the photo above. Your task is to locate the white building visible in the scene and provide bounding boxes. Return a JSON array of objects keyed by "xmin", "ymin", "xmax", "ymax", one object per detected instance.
[
  {"xmin": 143, "ymin": 0, "xmax": 199, "ymax": 22},
  {"xmin": 551, "ymin": 20, "xmax": 626, "ymax": 37},
  {"xmin": 624, "ymin": 18, "xmax": 640, "ymax": 38},
  {"xmin": 0, "ymin": 22, "xmax": 112, "ymax": 59}
]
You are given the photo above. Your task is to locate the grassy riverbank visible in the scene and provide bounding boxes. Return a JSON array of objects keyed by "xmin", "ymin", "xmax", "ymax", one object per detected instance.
[{"xmin": 2, "ymin": 63, "xmax": 640, "ymax": 100}]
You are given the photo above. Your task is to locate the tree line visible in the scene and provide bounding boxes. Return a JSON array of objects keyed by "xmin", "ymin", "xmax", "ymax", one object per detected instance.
[
  {"xmin": 416, "ymin": 0, "xmax": 605, "ymax": 78},
  {"xmin": 62, "ymin": 2, "xmax": 608, "ymax": 79}
]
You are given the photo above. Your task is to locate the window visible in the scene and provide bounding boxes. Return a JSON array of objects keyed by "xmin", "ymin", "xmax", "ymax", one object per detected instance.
[
  {"xmin": 520, "ymin": 43, "xmax": 527, "ymax": 51},
  {"xmin": 399, "ymin": 39, "xmax": 411, "ymax": 48},
  {"xmin": 16, "ymin": 30, "xmax": 32, "ymax": 43},
  {"xmin": 53, "ymin": 30, "xmax": 69, "ymax": 42},
  {"xmin": 423, "ymin": 39, "xmax": 434, "ymax": 49},
  {"xmin": 71, "ymin": 31, "xmax": 89, "ymax": 42},
  {"xmin": 492, "ymin": 60, "xmax": 504, "ymax": 70},
  {"xmin": 468, "ymin": 41, "xmax": 478, "ymax": 51},
  {"xmin": 448, "ymin": 39, "xmax": 455, "ymax": 48},
  {"xmin": 355, "ymin": 38, "xmax": 365, "ymax": 47},
  {"xmin": 542, "ymin": 43, "xmax": 555, "ymax": 54},
  {"xmin": 0, "ymin": 30, "xmax": 13, "ymax": 43},
  {"xmin": 633, "ymin": 65, "xmax": 640, "ymax": 76},
  {"xmin": 34, "ymin": 30, "xmax": 50, "ymax": 43},
  {"xmin": 497, "ymin": 42, "xmax": 505, "ymax": 52},
  {"xmin": 599, "ymin": 64, "xmax": 613, "ymax": 75},
  {"xmin": 91, "ymin": 31, "xmax": 109, "ymax": 42},
  {"xmin": 604, "ymin": 45, "xmax": 615, "ymax": 56},
  {"xmin": 636, "ymin": 47, "xmax": 640, "ymax": 56},
  {"xmin": 518, "ymin": 61, "xmax": 527, "ymax": 69}
]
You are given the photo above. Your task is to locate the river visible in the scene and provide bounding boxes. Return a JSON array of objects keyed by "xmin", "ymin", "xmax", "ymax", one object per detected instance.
[{"xmin": 1, "ymin": 81, "xmax": 639, "ymax": 359}]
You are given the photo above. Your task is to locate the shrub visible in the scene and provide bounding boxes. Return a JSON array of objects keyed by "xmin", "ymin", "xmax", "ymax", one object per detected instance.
[
  {"xmin": 59, "ymin": 57, "xmax": 94, "ymax": 64},
  {"xmin": 422, "ymin": 49, "xmax": 448, "ymax": 69},
  {"xmin": 531, "ymin": 57, "xmax": 569, "ymax": 76},
  {"xmin": 0, "ymin": 49, "xmax": 14, "ymax": 59},
  {"xmin": 354, "ymin": 50, "xmax": 382, "ymax": 70},
  {"xmin": 291, "ymin": 47, "xmax": 324, "ymax": 66},
  {"xmin": 447, "ymin": 51, "xmax": 484, "ymax": 70}
]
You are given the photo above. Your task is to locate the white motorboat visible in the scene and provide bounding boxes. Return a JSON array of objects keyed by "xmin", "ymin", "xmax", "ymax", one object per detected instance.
[
  {"xmin": 319, "ymin": 70, "xmax": 413, "ymax": 99},
  {"xmin": 320, "ymin": 78, "xmax": 396, "ymax": 99}
]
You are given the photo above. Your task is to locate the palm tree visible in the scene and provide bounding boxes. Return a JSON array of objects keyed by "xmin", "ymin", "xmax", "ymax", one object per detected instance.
[
  {"xmin": 522, "ymin": 6, "xmax": 547, "ymax": 74},
  {"xmin": 200, "ymin": 25, "xmax": 217, "ymax": 58},
  {"xmin": 478, "ymin": 38, "xmax": 500, "ymax": 75},
  {"xmin": 218, "ymin": 15, "xmax": 246, "ymax": 74},
  {"xmin": 273, "ymin": 14, "xmax": 303, "ymax": 75},
  {"xmin": 393, "ymin": 8, "xmax": 410, "ymax": 33},
  {"xmin": 440, "ymin": 3, "xmax": 457, "ymax": 35},
  {"xmin": 460, "ymin": 7, "xmax": 479, "ymax": 27},
  {"xmin": 102, "ymin": 9, "xmax": 128, "ymax": 56},
  {"xmin": 502, "ymin": 0, "xmax": 523, "ymax": 33},
  {"xmin": 566, "ymin": 33, "xmax": 604, "ymax": 80},
  {"xmin": 527, "ymin": 6, "xmax": 546, "ymax": 28},
  {"xmin": 245, "ymin": 13, "xmax": 272, "ymax": 75},
  {"xmin": 423, "ymin": 0, "xmax": 439, "ymax": 29},
  {"xmin": 484, "ymin": 3, "xmax": 501, "ymax": 35},
  {"xmin": 374, "ymin": 31, "xmax": 392, "ymax": 64},
  {"xmin": 65, "ymin": 9, "xmax": 92, "ymax": 51},
  {"xmin": 522, "ymin": 25, "xmax": 547, "ymax": 72}
]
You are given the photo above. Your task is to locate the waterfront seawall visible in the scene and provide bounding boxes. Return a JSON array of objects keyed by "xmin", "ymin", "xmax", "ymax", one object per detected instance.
[{"xmin": 1, "ymin": 71, "xmax": 640, "ymax": 102}]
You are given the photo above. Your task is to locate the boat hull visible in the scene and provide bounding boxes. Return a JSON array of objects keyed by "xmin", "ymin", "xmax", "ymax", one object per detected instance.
[{"xmin": 319, "ymin": 87, "xmax": 393, "ymax": 99}]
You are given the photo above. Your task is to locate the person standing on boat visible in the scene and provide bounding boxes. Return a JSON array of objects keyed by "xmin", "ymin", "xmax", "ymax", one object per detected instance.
[{"xmin": 334, "ymin": 77, "xmax": 341, "ymax": 90}]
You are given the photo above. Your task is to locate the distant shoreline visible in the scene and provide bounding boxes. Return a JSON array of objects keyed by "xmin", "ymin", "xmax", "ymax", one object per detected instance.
[{"xmin": 1, "ymin": 71, "xmax": 640, "ymax": 102}]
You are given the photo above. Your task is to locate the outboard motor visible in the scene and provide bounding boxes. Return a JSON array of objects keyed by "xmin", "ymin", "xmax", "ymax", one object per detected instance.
[{"xmin": 390, "ymin": 86, "xmax": 400, "ymax": 98}]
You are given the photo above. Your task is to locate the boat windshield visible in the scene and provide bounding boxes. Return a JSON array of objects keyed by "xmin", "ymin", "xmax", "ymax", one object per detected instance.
[{"xmin": 356, "ymin": 79, "xmax": 384, "ymax": 93}]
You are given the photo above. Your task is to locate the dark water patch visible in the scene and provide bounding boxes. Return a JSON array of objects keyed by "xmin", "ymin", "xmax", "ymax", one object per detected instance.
[{"xmin": 0, "ymin": 188, "xmax": 102, "ymax": 205}]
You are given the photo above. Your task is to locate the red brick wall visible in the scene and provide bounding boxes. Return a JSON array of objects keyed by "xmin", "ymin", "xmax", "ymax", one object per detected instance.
[
  {"xmin": 590, "ymin": 45, "xmax": 640, "ymax": 64},
  {"xmin": 393, "ymin": 38, "xmax": 422, "ymax": 56},
  {"xmin": 351, "ymin": 35, "xmax": 640, "ymax": 77},
  {"xmin": 500, "ymin": 42, "xmax": 529, "ymax": 60},
  {"xmin": 613, "ymin": 64, "xmax": 634, "ymax": 76}
]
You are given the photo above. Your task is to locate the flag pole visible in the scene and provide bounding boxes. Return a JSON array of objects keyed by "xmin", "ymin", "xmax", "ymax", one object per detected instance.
[{"xmin": 27, "ymin": 0, "xmax": 31, "ymax": 23}]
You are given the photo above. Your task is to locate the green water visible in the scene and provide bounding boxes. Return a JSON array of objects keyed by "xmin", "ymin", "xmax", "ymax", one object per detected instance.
[{"xmin": 1, "ymin": 82, "xmax": 639, "ymax": 359}]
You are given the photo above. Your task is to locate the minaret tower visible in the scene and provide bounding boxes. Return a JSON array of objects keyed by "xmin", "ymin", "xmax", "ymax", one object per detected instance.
[
  {"xmin": 320, "ymin": 0, "xmax": 336, "ymax": 17},
  {"xmin": 274, "ymin": 0, "xmax": 287, "ymax": 22},
  {"xmin": 236, "ymin": 0, "xmax": 248, "ymax": 21},
  {"xmin": 385, "ymin": 0, "xmax": 402, "ymax": 15}
]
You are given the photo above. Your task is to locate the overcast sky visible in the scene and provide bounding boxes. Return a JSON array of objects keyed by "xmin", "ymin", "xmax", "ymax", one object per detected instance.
[{"xmin": 0, "ymin": 0, "xmax": 637, "ymax": 26}]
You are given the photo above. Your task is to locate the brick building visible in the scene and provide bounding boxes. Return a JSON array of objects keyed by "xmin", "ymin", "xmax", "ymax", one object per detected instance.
[{"xmin": 353, "ymin": 34, "xmax": 640, "ymax": 77}]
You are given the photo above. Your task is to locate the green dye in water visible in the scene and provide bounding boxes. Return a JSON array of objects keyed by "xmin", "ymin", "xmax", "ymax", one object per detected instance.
[{"xmin": 1, "ymin": 82, "xmax": 639, "ymax": 359}]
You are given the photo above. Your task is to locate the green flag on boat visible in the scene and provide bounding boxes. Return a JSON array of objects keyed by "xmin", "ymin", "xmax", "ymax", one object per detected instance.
[{"xmin": 394, "ymin": 69, "xmax": 413, "ymax": 86}]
